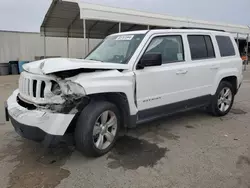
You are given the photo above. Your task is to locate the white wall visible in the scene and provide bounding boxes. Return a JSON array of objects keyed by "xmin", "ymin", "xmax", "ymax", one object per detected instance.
[{"xmin": 0, "ymin": 31, "xmax": 102, "ymax": 63}]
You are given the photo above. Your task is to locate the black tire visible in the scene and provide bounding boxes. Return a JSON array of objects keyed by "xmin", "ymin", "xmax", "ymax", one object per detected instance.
[
  {"xmin": 208, "ymin": 81, "xmax": 235, "ymax": 116},
  {"xmin": 74, "ymin": 100, "xmax": 121, "ymax": 157}
]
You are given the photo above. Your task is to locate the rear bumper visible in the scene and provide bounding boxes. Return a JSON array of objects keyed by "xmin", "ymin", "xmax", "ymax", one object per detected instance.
[{"xmin": 6, "ymin": 90, "xmax": 75, "ymax": 146}]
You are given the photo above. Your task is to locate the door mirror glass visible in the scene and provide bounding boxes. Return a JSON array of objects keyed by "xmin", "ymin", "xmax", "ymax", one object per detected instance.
[{"xmin": 137, "ymin": 53, "xmax": 162, "ymax": 69}]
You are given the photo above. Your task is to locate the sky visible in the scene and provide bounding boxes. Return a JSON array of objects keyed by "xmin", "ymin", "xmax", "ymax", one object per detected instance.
[{"xmin": 0, "ymin": 0, "xmax": 249, "ymax": 32}]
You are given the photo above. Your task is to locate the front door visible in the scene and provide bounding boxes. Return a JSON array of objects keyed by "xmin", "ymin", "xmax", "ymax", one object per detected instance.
[{"xmin": 135, "ymin": 34, "xmax": 194, "ymax": 121}]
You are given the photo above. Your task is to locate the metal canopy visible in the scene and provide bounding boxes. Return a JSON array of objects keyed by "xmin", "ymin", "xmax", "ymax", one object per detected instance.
[
  {"xmin": 41, "ymin": 0, "xmax": 249, "ymax": 69},
  {"xmin": 41, "ymin": 0, "xmax": 83, "ymax": 38},
  {"xmin": 41, "ymin": 0, "xmax": 250, "ymax": 39},
  {"xmin": 40, "ymin": 0, "xmax": 163, "ymax": 39}
]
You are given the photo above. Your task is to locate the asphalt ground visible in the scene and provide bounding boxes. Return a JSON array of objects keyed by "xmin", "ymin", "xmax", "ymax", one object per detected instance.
[{"xmin": 0, "ymin": 69, "xmax": 250, "ymax": 188}]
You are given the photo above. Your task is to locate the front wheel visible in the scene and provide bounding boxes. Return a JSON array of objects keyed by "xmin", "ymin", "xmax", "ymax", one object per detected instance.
[
  {"xmin": 75, "ymin": 100, "xmax": 120, "ymax": 157},
  {"xmin": 208, "ymin": 81, "xmax": 235, "ymax": 116}
]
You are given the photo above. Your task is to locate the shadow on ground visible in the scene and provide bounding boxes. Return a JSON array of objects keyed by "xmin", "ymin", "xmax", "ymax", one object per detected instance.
[{"xmin": 107, "ymin": 136, "xmax": 168, "ymax": 170}]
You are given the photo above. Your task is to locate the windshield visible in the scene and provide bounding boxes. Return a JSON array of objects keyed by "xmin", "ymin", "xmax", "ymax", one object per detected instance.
[{"xmin": 86, "ymin": 34, "xmax": 145, "ymax": 64}]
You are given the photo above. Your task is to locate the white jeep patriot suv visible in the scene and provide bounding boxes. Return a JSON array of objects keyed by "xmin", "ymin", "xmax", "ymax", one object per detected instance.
[{"xmin": 6, "ymin": 29, "xmax": 243, "ymax": 157}]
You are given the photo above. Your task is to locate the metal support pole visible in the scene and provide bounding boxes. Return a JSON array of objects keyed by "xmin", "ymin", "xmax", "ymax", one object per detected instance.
[
  {"xmin": 67, "ymin": 28, "xmax": 70, "ymax": 58},
  {"xmin": 83, "ymin": 19, "xmax": 87, "ymax": 57},
  {"xmin": 244, "ymin": 34, "xmax": 249, "ymax": 71},
  {"xmin": 118, "ymin": 22, "xmax": 121, "ymax": 33},
  {"xmin": 237, "ymin": 33, "xmax": 239, "ymax": 48},
  {"xmin": 67, "ymin": 36, "xmax": 69, "ymax": 58},
  {"xmin": 66, "ymin": 12, "xmax": 80, "ymax": 57},
  {"xmin": 88, "ymin": 38, "xmax": 90, "ymax": 53},
  {"xmin": 43, "ymin": 32, "xmax": 46, "ymax": 59},
  {"xmin": 147, "ymin": 25, "xmax": 150, "ymax": 30}
]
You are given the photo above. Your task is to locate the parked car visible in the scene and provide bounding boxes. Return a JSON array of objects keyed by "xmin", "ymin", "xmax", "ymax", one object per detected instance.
[{"xmin": 5, "ymin": 29, "xmax": 243, "ymax": 157}]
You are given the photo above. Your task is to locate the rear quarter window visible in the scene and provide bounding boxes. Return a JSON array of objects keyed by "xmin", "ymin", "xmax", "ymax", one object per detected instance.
[{"xmin": 216, "ymin": 36, "xmax": 236, "ymax": 57}]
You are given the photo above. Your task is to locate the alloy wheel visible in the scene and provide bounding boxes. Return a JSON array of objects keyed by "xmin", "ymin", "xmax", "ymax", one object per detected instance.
[
  {"xmin": 217, "ymin": 87, "xmax": 232, "ymax": 112},
  {"xmin": 93, "ymin": 110, "xmax": 118, "ymax": 150}
]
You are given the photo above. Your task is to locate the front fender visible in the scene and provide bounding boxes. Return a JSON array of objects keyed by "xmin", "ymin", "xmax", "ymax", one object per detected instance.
[{"xmin": 72, "ymin": 70, "xmax": 138, "ymax": 115}]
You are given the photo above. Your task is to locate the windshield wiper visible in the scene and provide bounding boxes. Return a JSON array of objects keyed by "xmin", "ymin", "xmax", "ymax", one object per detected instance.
[{"xmin": 88, "ymin": 58, "xmax": 103, "ymax": 62}]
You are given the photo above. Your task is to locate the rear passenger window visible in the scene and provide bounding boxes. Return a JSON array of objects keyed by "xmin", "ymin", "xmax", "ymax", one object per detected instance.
[
  {"xmin": 188, "ymin": 35, "xmax": 215, "ymax": 60},
  {"xmin": 216, "ymin": 36, "xmax": 235, "ymax": 57}
]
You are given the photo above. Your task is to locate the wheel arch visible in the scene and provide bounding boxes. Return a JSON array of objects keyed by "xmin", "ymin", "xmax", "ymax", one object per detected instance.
[
  {"xmin": 66, "ymin": 92, "xmax": 137, "ymax": 134},
  {"xmin": 212, "ymin": 69, "xmax": 239, "ymax": 95},
  {"xmin": 88, "ymin": 92, "xmax": 137, "ymax": 128},
  {"xmin": 220, "ymin": 76, "xmax": 237, "ymax": 94}
]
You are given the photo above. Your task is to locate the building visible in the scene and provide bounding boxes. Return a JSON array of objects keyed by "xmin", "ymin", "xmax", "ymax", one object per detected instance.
[
  {"xmin": 0, "ymin": 30, "xmax": 101, "ymax": 63},
  {"xmin": 0, "ymin": 0, "xmax": 249, "ymax": 64}
]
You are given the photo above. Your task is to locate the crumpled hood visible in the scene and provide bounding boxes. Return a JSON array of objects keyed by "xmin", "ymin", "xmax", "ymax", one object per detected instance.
[{"xmin": 23, "ymin": 58, "xmax": 129, "ymax": 75}]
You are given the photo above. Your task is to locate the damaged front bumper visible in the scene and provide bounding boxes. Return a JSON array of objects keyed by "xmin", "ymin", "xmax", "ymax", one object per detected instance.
[{"xmin": 6, "ymin": 90, "xmax": 76, "ymax": 146}]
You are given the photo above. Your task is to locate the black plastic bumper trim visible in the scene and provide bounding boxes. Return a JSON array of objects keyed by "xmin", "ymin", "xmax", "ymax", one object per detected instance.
[{"xmin": 9, "ymin": 115, "xmax": 63, "ymax": 147}]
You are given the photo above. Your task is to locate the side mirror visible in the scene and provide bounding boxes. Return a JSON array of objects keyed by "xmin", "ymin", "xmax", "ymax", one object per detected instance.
[{"xmin": 137, "ymin": 53, "xmax": 162, "ymax": 69}]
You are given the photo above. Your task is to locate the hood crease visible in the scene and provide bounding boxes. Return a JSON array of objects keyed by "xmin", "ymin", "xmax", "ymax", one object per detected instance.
[{"xmin": 23, "ymin": 58, "xmax": 129, "ymax": 75}]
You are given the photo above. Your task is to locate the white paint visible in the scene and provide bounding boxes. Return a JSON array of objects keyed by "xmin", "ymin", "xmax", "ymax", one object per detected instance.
[
  {"xmin": 18, "ymin": 71, "xmax": 86, "ymax": 105},
  {"xmin": 7, "ymin": 90, "xmax": 74, "ymax": 135},
  {"xmin": 6, "ymin": 29, "xmax": 243, "ymax": 137},
  {"xmin": 71, "ymin": 70, "xmax": 137, "ymax": 115},
  {"xmin": 132, "ymin": 30, "xmax": 242, "ymax": 111},
  {"xmin": 23, "ymin": 58, "xmax": 129, "ymax": 74},
  {"xmin": 19, "ymin": 71, "xmax": 65, "ymax": 104}
]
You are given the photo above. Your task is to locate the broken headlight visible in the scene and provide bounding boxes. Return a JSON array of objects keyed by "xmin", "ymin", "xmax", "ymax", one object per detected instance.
[
  {"xmin": 60, "ymin": 81, "xmax": 86, "ymax": 96},
  {"xmin": 51, "ymin": 81, "xmax": 62, "ymax": 95}
]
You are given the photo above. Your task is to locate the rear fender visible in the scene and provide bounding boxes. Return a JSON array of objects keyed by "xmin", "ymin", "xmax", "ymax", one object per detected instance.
[{"xmin": 212, "ymin": 68, "xmax": 239, "ymax": 95}]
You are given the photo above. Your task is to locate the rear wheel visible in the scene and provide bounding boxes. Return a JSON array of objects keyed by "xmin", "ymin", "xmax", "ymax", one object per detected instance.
[
  {"xmin": 208, "ymin": 81, "xmax": 235, "ymax": 116},
  {"xmin": 75, "ymin": 100, "xmax": 120, "ymax": 157}
]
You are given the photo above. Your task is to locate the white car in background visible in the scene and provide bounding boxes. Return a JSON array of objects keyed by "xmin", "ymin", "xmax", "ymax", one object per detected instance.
[{"xmin": 6, "ymin": 29, "xmax": 243, "ymax": 157}]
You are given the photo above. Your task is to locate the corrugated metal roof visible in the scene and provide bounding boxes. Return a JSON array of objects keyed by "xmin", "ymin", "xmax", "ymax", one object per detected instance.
[{"xmin": 41, "ymin": 0, "xmax": 250, "ymax": 39}]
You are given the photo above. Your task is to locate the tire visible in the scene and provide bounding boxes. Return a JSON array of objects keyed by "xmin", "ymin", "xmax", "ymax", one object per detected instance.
[
  {"xmin": 208, "ymin": 81, "xmax": 235, "ymax": 116},
  {"xmin": 74, "ymin": 100, "xmax": 121, "ymax": 157}
]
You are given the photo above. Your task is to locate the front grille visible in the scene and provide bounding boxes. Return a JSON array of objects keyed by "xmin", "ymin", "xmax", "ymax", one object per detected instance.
[
  {"xmin": 19, "ymin": 74, "xmax": 49, "ymax": 99},
  {"xmin": 18, "ymin": 72, "xmax": 63, "ymax": 104}
]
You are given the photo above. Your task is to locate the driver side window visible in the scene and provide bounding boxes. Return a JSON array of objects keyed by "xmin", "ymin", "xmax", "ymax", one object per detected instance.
[{"xmin": 145, "ymin": 35, "xmax": 185, "ymax": 64}]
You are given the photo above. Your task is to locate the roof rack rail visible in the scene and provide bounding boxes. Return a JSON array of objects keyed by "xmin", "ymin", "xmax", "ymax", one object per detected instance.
[{"xmin": 179, "ymin": 27, "xmax": 225, "ymax": 32}]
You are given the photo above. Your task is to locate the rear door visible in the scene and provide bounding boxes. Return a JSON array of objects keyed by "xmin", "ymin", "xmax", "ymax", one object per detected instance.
[{"xmin": 185, "ymin": 34, "xmax": 219, "ymax": 97}]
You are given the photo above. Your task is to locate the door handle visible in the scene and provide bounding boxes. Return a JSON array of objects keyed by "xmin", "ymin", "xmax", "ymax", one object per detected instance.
[
  {"xmin": 176, "ymin": 70, "xmax": 188, "ymax": 75},
  {"xmin": 210, "ymin": 65, "xmax": 220, "ymax": 70}
]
